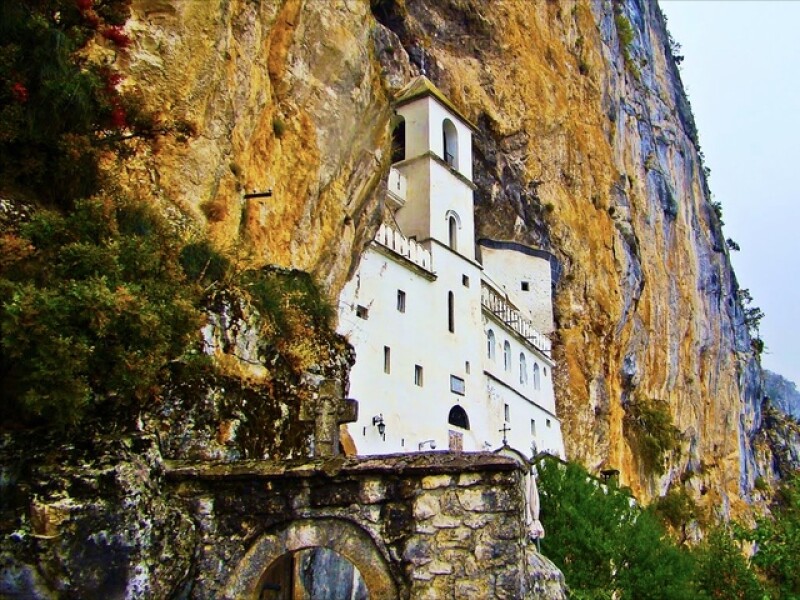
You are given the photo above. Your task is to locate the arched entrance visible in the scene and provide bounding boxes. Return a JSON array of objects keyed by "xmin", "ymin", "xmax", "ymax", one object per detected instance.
[
  {"xmin": 222, "ymin": 518, "xmax": 398, "ymax": 600},
  {"xmin": 260, "ymin": 547, "xmax": 368, "ymax": 599}
]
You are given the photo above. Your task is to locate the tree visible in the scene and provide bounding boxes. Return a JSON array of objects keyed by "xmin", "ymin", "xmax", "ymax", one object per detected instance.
[
  {"xmin": 695, "ymin": 527, "xmax": 764, "ymax": 600},
  {"xmin": 537, "ymin": 458, "xmax": 701, "ymax": 599}
]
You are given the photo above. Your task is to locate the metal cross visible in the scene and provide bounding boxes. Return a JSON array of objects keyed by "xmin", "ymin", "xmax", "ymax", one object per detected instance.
[{"xmin": 499, "ymin": 424, "xmax": 511, "ymax": 445}]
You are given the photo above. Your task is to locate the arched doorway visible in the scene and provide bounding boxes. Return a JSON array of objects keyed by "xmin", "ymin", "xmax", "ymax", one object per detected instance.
[
  {"xmin": 222, "ymin": 518, "xmax": 398, "ymax": 600},
  {"xmin": 260, "ymin": 547, "xmax": 368, "ymax": 599}
]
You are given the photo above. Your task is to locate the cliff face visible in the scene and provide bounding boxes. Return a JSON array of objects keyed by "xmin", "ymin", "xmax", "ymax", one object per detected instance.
[{"xmin": 119, "ymin": 0, "xmax": 762, "ymax": 508}]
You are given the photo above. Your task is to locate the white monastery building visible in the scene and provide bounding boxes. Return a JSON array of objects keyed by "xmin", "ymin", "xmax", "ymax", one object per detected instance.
[{"xmin": 337, "ymin": 77, "xmax": 566, "ymax": 461}]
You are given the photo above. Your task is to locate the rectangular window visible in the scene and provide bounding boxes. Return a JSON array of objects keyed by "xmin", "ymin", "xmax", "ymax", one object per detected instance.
[
  {"xmin": 546, "ymin": 418, "xmax": 552, "ymax": 428},
  {"xmin": 397, "ymin": 290, "xmax": 406, "ymax": 313},
  {"xmin": 450, "ymin": 375, "xmax": 465, "ymax": 395},
  {"xmin": 356, "ymin": 305, "xmax": 369, "ymax": 319},
  {"xmin": 521, "ymin": 281, "xmax": 530, "ymax": 291},
  {"xmin": 383, "ymin": 346, "xmax": 391, "ymax": 374},
  {"xmin": 465, "ymin": 361, "xmax": 471, "ymax": 374},
  {"xmin": 414, "ymin": 365, "xmax": 424, "ymax": 386},
  {"xmin": 504, "ymin": 403, "xmax": 510, "ymax": 422},
  {"xmin": 462, "ymin": 275, "xmax": 470, "ymax": 287},
  {"xmin": 531, "ymin": 419, "xmax": 536, "ymax": 436}
]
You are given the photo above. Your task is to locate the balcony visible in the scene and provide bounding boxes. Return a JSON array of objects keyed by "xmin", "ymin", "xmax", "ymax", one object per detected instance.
[
  {"xmin": 374, "ymin": 224, "xmax": 433, "ymax": 273},
  {"xmin": 386, "ymin": 167, "xmax": 406, "ymax": 210},
  {"xmin": 481, "ymin": 282, "xmax": 551, "ymax": 356}
]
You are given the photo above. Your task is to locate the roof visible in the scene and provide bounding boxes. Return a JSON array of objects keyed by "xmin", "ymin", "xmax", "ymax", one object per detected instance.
[{"xmin": 394, "ymin": 75, "xmax": 478, "ymax": 131}]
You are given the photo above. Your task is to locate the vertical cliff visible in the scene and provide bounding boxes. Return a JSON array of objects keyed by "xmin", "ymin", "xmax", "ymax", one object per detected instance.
[{"xmin": 115, "ymin": 0, "xmax": 763, "ymax": 510}]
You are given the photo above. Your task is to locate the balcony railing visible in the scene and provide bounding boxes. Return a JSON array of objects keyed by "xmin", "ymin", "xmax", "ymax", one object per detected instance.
[
  {"xmin": 374, "ymin": 224, "xmax": 433, "ymax": 272},
  {"xmin": 481, "ymin": 282, "xmax": 551, "ymax": 355}
]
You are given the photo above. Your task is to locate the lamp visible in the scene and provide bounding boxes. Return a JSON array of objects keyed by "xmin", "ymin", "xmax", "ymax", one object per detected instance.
[{"xmin": 372, "ymin": 414, "xmax": 385, "ymax": 439}]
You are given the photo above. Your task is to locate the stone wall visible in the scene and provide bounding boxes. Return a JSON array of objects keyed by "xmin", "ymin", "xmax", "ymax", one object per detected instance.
[{"xmin": 166, "ymin": 452, "xmax": 566, "ymax": 599}]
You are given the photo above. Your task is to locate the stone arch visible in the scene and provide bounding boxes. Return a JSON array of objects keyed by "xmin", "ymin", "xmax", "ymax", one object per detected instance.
[{"xmin": 222, "ymin": 518, "xmax": 398, "ymax": 599}]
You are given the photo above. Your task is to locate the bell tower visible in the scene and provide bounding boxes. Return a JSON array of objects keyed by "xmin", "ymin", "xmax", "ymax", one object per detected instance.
[{"xmin": 390, "ymin": 77, "xmax": 477, "ymax": 260}]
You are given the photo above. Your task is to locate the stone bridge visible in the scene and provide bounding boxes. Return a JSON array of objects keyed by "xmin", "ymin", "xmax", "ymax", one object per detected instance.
[{"xmin": 165, "ymin": 452, "xmax": 565, "ymax": 599}]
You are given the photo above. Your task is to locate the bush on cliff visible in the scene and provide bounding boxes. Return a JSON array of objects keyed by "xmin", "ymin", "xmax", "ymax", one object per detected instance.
[
  {"xmin": 537, "ymin": 458, "xmax": 700, "ymax": 600},
  {"xmin": 0, "ymin": 197, "xmax": 203, "ymax": 428}
]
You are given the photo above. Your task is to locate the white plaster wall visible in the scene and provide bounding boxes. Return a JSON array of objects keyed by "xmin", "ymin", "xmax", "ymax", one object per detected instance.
[
  {"xmin": 425, "ymin": 98, "xmax": 473, "ymax": 181},
  {"xmin": 428, "ymin": 162, "xmax": 475, "ymax": 257},
  {"xmin": 337, "ymin": 244, "xmax": 486, "ymax": 456},
  {"xmin": 396, "ymin": 97, "xmax": 430, "ymax": 161},
  {"xmin": 485, "ymin": 377, "xmax": 565, "ymax": 459},
  {"xmin": 393, "ymin": 158, "xmax": 430, "ymax": 241},
  {"xmin": 481, "ymin": 245, "xmax": 554, "ymax": 334}
]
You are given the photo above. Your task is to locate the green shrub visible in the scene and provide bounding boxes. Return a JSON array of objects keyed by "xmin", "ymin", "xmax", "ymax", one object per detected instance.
[
  {"xmin": 537, "ymin": 458, "xmax": 700, "ymax": 599},
  {"xmin": 737, "ymin": 473, "xmax": 800, "ymax": 596},
  {"xmin": 0, "ymin": 198, "xmax": 202, "ymax": 429},
  {"xmin": 654, "ymin": 486, "xmax": 699, "ymax": 531},
  {"xmin": 695, "ymin": 527, "xmax": 765, "ymax": 600},
  {"xmin": 180, "ymin": 240, "xmax": 230, "ymax": 284},
  {"xmin": 272, "ymin": 116, "xmax": 287, "ymax": 138},
  {"xmin": 623, "ymin": 396, "xmax": 681, "ymax": 475}
]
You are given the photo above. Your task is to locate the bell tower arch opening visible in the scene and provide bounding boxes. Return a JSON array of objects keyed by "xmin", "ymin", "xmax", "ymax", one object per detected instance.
[
  {"xmin": 442, "ymin": 118, "xmax": 458, "ymax": 169},
  {"xmin": 391, "ymin": 116, "xmax": 406, "ymax": 163}
]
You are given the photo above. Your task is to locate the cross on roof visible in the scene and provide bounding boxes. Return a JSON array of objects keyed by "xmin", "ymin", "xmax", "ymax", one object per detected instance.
[{"xmin": 499, "ymin": 424, "xmax": 511, "ymax": 445}]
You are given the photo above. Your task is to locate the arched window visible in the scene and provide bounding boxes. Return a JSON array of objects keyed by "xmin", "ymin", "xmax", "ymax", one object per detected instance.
[
  {"xmin": 448, "ymin": 215, "xmax": 458, "ymax": 250},
  {"xmin": 503, "ymin": 341, "xmax": 511, "ymax": 372},
  {"xmin": 533, "ymin": 363, "xmax": 541, "ymax": 390},
  {"xmin": 448, "ymin": 291, "xmax": 455, "ymax": 333},
  {"xmin": 487, "ymin": 329, "xmax": 495, "ymax": 360},
  {"xmin": 391, "ymin": 117, "xmax": 405, "ymax": 163},
  {"xmin": 442, "ymin": 118, "xmax": 458, "ymax": 169},
  {"xmin": 520, "ymin": 353, "xmax": 527, "ymax": 385},
  {"xmin": 448, "ymin": 405, "xmax": 470, "ymax": 430}
]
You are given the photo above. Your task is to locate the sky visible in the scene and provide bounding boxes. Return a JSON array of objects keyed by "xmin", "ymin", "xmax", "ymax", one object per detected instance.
[{"xmin": 659, "ymin": 1, "xmax": 800, "ymax": 386}]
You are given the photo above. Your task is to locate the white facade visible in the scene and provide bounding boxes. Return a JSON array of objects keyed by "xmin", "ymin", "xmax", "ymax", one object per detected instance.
[{"xmin": 337, "ymin": 77, "xmax": 565, "ymax": 461}]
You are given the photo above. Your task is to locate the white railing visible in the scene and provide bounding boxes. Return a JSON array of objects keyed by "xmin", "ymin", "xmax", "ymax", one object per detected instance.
[
  {"xmin": 374, "ymin": 224, "xmax": 433, "ymax": 272},
  {"xmin": 387, "ymin": 167, "xmax": 407, "ymax": 206},
  {"xmin": 481, "ymin": 282, "xmax": 551, "ymax": 355}
]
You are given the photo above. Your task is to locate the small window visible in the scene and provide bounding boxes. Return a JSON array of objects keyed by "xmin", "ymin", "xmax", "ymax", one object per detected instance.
[
  {"xmin": 448, "ymin": 216, "xmax": 458, "ymax": 251},
  {"xmin": 533, "ymin": 363, "xmax": 541, "ymax": 390},
  {"xmin": 543, "ymin": 367, "xmax": 548, "ymax": 377},
  {"xmin": 465, "ymin": 361, "xmax": 471, "ymax": 374},
  {"xmin": 546, "ymin": 419, "xmax": 552, "ymax": 428},
  {"xmin": 397, "ymin": 290, "xmax": 406, "ymax": 313},
  {"xmin": 448, "ymin": 291, "xmax": 455, "ymax": 333},
  {"xmin": 521, "ymin": 281, "xmax": 530, "ymax": 292},
  {"xmin": 450, "ymin": 375, "xmax": 465, "ymax": 395},
  {"xmin": 383, "ymin": 346, "xmax": 391, "ymax": 374},
  {"xmin": 520, "ymin": 353, "xmax": 528, "ymax": 385},
  {"xmin": 462, "ymin": 274, "xmax": 470, "ymax": 287},
  {"xmin": 356, "ymin": 305, "xmax": 369, "ymax": 319},
  {"xmin": 487, "ymin": 329, "xmax": 496, "ymax": 360},
  {"xmin": 504, "ymin": 403, "xmax": 510, "ymax": 422},
  {"xmin": 415, "ymin": 365, "xmax": 424, "ymax": 387},
  {"xmin": 531, "ymin": 419, "xmax": 536, "ymax": 436},
  {"xmin": 503, "ymin": 341, "xmax": 511, "ymax": 372}
]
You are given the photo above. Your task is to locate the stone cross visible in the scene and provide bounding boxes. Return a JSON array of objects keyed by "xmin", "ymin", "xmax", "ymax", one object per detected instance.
[{"xmin": 299, "ymin": 379, "xmax": 358, "ymax": 458}]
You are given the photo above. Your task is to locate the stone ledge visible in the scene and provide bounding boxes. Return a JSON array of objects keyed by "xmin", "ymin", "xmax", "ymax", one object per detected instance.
[{"xmin": 164, "ymin": 451, "xmax": 519, "ymax": 481}]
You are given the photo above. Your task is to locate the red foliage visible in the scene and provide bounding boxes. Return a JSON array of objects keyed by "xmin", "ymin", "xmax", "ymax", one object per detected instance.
[
  {"xmin": 10, "ymin": 82, "xmax": 28, "ymax": 103},
  {"xmin": 102, "ymin": 26, "xmax": 132, "ymax": 49},
  {"xmin": 75, "ymin": 0, "xmax": 92, "ymax": 10},
  {"xmin": 110, "ymin": 105, "xmax": 127, "ymax": 129},
  {"xmin": 104, "ymin": 71, "xmax": 124, "ymax": 92}
]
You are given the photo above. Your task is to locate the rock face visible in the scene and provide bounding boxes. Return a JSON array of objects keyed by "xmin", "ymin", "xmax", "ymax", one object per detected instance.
[
  {"xmin": 118, "ymin": 0, "xmax": 762, "ymax": 508},
  {"xmin": 764, "ymin": 370, "xmax": 800, "ymax": 421}
]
